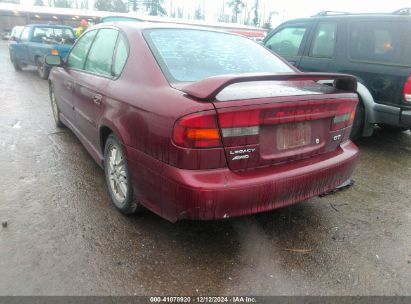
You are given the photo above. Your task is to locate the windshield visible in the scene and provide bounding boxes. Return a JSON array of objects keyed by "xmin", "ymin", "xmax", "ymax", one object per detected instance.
[
  {"xmin": 32, "ymin": 27, "xmax": 75, "ymax": 44},
  {"xmin": 144, "ymin": 29, "xmax": 293, "ymax": 82}
]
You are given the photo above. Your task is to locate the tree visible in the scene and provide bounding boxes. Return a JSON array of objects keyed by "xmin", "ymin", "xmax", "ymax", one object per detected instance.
[
  {"xmin": 34, "ymin": 0, "xmax": 44, "ymax": 5},
  {"xmin": 95, "ymin": 0, "xmax": 127, "ymax": 12},
  {"xmin": 177, "ymin": 7, "xmax": 183, "ymax": 18},
  {"xmin": 113, "ymin": 0, "xmax": 127, "ymax": 12},
  {"xmin": 54, "ymin": 0, "xmax": 71, "ymax": 8},
  {"xmin": 227, "ymin": 0, "xmax": 245, "ymax": 23},
  {"xmin": 252, "ymin": 0, "xmax": 259, "ymax": 26},
  {"xmin": 0, "ymin": 0, "xmax": 20, "ymax": 3},
  {"xmin": 143, "ymin": 0, "xmax": 167, "ymax": 16},
  {"xmin": 128, "ymin": 0, "xmax": 138, "ymax": 12},
  {"xmin": 262, "ymin": 11, "xmax": 278, "ymax": 30},
  {"xmin": 95, "ymin": 0, "xmax": 113, "ymax": 11},
  {"xmin": 194, "ymin": 5, "xmax": 204, "ymax": 20}
]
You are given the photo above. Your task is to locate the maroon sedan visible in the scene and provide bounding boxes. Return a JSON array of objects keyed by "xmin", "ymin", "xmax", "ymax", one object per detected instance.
[{"xmin": 45, "ymin": 22, "xmax": 359, "ymax": 221}]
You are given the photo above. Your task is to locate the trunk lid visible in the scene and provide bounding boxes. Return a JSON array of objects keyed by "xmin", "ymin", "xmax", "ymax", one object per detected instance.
[{"xmin": 181, "ymin": 73, "xmax": 358, "ymax": 171}]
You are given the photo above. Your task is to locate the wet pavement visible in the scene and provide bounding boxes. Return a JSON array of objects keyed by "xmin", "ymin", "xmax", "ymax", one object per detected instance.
[{"xmin": 0, "ymin": 41, "xmax": 410, "ymax": 296}]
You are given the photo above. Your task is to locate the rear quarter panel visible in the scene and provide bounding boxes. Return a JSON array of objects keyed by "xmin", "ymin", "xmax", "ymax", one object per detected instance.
[{"xmin": 99, "ymin": 28, "xmax": 226, "ymax": 170}]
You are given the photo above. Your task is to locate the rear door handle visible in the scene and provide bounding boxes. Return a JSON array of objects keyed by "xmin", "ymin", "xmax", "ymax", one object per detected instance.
[{"xmin": 93, "ymin": 94, "xmax": 102, "ymax": 105}]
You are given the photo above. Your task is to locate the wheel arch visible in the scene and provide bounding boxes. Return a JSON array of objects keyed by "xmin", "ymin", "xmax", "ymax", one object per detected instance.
[
  {"xmin": 98, "ymin": 122, "xmax": 128, "ymax": 158},
  {"xmin": 99, "ymin": 125, "xmax": 113, "ymax": 155},
  {"xmin": 356, "ymin": 82, "xmax": 377, "ymax": 137}
]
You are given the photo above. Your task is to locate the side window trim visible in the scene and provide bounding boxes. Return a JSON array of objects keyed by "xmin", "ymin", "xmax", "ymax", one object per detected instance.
[
  {"xmin": 82, "ymin": 28, "xmax": 119, "ymax": 79},
  {"xmin": 111, "ymin": 31, "xmax": 130, "ymax": 79},
  {"xmin": 268, "ymin": 22, "xmax": 313, "ymax": 57},
  {"xmin": 66, "ymin": 29, "xmax": 98, "ymax": 72},
  {"xmin": 307, "ymin": 21, "xmax": 338, "ymax": 59},
  {"xmin": 20, "ymin": 27, "xmax": 31, "ymax": 42},
  {"xmin": 82, "ymin": 29, "xmax": 103, "ymax": 71}
]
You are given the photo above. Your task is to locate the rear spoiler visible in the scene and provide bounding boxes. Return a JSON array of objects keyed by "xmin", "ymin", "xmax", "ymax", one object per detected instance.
[{"xmin": 181, "ymin": 72, "xmax": 357, "ymax": 100}]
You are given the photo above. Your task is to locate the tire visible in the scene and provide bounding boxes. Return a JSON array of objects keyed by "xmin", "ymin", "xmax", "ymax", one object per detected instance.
[
  {"xmin": 378, "ymin": 124, "xmax": 409, "ymax": 133},
  {"xmin": 12, "ymin": 53, "xmax": 22, "ymax": 71},
  {"xmin": 104, "ymin": 134, "xmax": 142, "ymax": 215},
  {"xmin": 350, "ymin": 100, "xmax": 365, "ymax": 140},
  {"xmin": 36, "ymin": 57, "xmax": 50, "ymax": 80},
  {"xmin": 49, "ymin": 84, "xmax": 64, "ymax": 128}
]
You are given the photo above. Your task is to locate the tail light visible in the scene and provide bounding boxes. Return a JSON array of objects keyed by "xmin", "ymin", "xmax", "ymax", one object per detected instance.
[
  {"xmin": 174, "ymin": 99, "xmax": 357, "ymax": 149},
  {"xmin": 217, "ymin": 100, "xmax": 357, "ymax": 146},
  {"xmin": 330, "ymin": 102, "xmax": 357, "ymax": 131},
  {"xmin": 403, "ymin": 76, "xmax": 411, "ymax": 103},
  {"xmin": 173, "ymin": 111, "xmax": 221, "ymax": 148}
]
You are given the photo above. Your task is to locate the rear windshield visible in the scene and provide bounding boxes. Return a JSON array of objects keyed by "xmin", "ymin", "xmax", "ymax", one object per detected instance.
[
  {"xmin": 32, "ymin": 27, "xmax": 75, "ymax": 44},
  {"xmin": 349, "ymin": 21, "xmax": 411, "ymax": 66},
  {"xmin": 144, "ymin": 29, "xmax": 293, "ymax": 82}
]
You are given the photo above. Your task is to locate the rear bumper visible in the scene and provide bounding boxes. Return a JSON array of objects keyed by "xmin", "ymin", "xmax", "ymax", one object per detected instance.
[
  {"xmin": 373, "ymin": 103, "xmax": 411, "ymax": 127},
  {"xmin": 127, "ymin": 141, "xmax": 359, "ymax": 222},
  {"xmin": 400, "ymin": 110, "xmax": 411, "ymax": 126}
]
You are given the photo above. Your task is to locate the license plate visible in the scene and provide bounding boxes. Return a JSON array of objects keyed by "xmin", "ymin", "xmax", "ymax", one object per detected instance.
[{"xmin": 277, "ymin": 122, "xmax": 311, "ymax": 150}]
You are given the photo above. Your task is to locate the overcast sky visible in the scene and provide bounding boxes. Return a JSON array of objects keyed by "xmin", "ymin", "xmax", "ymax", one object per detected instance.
[
  {"xmin": 171, "ymin": 0, "xmax": 411, "ymax": 25},
  {"xmin": 201, "ymin": 0, "xmax": 411, "ymax": 25},
  {"xmin": 18, "ymin": 0, "xmax": 411, "ymax": 26}
]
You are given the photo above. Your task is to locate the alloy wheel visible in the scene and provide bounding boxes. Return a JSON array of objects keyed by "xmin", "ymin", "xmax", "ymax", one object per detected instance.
[{"xmin": 107, "ymin": 144, "xmax": 128, "ymax": 204}]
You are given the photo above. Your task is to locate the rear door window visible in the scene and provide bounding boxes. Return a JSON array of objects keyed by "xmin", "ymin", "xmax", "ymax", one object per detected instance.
[
  {"xmin": 112, "ymin": 34, "xmax": 128, "ymax": 77},
  {"xmin": 349, "ymin": 21, "xmax": 411, "ymax": 66},
  {"xmin": 20, "ymin": 27, "xmax": 30, "ymax": 42},
  {"xmin": 265, "ymin": 26, "xmax": 308, "ymax": 56},
  {"xmin": 67, "ymin": 30, "xmax": 97, "ymax": 70},
  {"xmin": 84, "ymin": 28, "xmax": 119, "ymax": 77},
  {"xmin": 32, "ymin": 27, "xmax": 75, "ymax": 44},
  {"xmin": 310, "ymin": 22, "xmax": 337, "ymax": 58}
]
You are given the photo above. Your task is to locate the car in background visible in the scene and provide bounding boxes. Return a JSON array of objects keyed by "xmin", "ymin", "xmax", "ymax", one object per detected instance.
[
  {"xmin": 264, "ymin": 9, "xmax": 411, "ymax": 138},
  {"xmin": 10, "ymin": 24, "xmax": 76, "ymax": 79},
  {"xmin": 46, "ymin": 22, "xmax": 359, "ymax": 221},
  {"xmin": 7, "ymin": 25, "xmax": 24, "ymax": 61},
  {"xmin": 1, "ymin": 28, "xmax": 11, "ymax": 40}
]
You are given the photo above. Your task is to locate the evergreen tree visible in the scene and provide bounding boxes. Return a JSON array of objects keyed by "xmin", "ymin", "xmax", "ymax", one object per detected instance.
[
  {"xmin": 95, "ymin": 0, "xmax": 113, "ymax": 11},
  {"xmin": 54, "ymin": 0, "xmax": 71, "ymax": 8},
  {"xmin": 143, "ymin": 0, "xmax": 167, "ymax": 16},
  {"xmin": 128, "ymin": 0, "xmax": 139, "ymax": 12},
  {"xmin": 34, "ymin": 0, "xmax": 44, "ymax": 6},
  {"xmin": 0, "ymin": 0, "xmax": 20, "ymax": 4},
  {"xmin": 95, "ymin": 0, "xmax": 128, "ymax": 12},
  {"xmin": 227, "ymin": 0, "xmax": 245, "ymax": 23},
  {"xmin": 194, "ymin": 5, "xmax": 204, "ymax": 20},
  {"xmin": 113, "ymin": 0, "xmax": 127, "ymax": 12},
  {"xmin": 252, "ymin": 0, "xmax": 259, "ymax": 26}
]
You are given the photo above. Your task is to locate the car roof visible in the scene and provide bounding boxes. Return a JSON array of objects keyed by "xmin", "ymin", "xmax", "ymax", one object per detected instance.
[
  {"xmin": 284, "ymin": 13, "xmax": 411, "ymax": 23},
  {"xmin": 27, "ymin": 24, "xmax": 74, "ymax": 28},
  {"xmin": 282, "ymin": 13, "xmax": 411, "ymax": 24},
  {"xmin": 93, "ymin": 21, "xmax": 232, "ymax": 34}
]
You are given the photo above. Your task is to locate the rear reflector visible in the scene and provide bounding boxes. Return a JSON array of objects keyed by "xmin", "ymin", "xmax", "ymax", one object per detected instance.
[
  {"xmin": 403, "ymin": 76, "xmax": 411, "ymax": 103},
  {"xmin": 221, "ymin": 126, "xmax": 259, "ymax": 137}
]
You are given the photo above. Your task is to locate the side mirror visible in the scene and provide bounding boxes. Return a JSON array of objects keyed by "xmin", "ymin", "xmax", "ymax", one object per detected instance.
[{"xmin": 45, "ymin": 54, "xmax": 62, "ymax": 67}]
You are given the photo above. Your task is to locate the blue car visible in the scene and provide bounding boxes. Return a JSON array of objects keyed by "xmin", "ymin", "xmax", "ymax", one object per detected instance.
[{"xmin": 10, "ymin": 24, "xmax": 76, "ymax": 79}]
